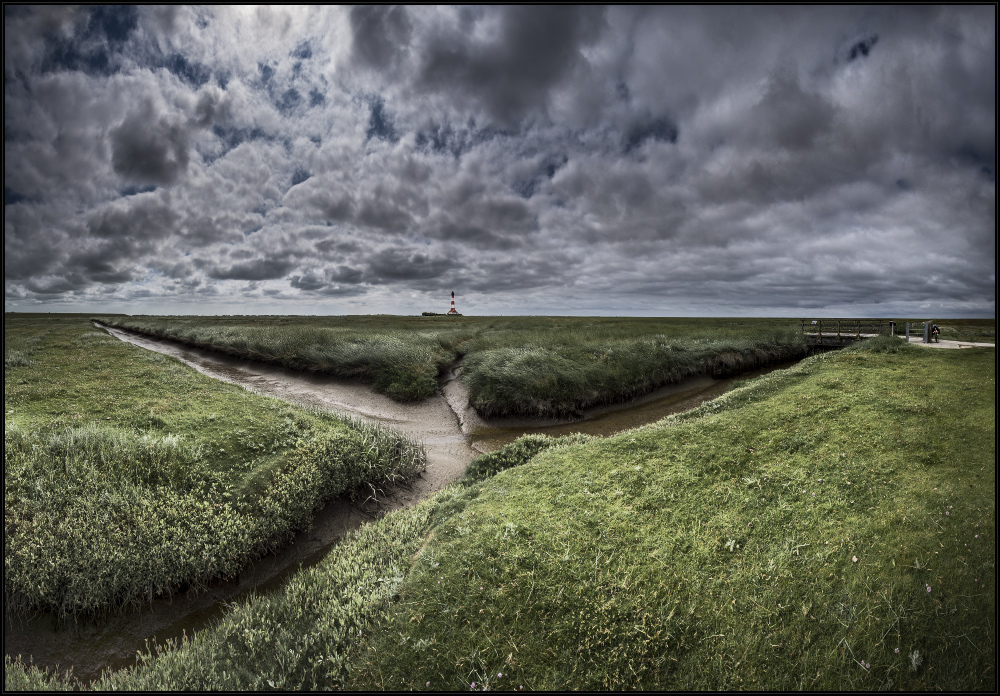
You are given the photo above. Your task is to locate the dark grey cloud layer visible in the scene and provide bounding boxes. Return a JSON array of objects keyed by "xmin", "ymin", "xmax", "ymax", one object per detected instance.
[{"xmin": 5, "ymin": 6, "xmax": 995, "ymax": 316}]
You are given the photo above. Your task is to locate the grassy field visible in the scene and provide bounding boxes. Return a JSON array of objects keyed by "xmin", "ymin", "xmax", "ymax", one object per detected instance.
[
  {"xmin": 913, "ymin": 318, "xmax": 995, "ymax": 342},
  {"xmin": 7, "ymin": 333, "xmax": 993, "ymax": 690},
  {"xmin": 96, "ymin": 315, "xmax": 820, "ymax": 417},
  {"xmin": 4, "ymin": 314, "xmax": 424, "ymax": 616}
]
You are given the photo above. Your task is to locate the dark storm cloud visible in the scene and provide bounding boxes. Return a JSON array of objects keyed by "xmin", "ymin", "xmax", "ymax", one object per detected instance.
[
  {"xmin": 468, "ymin": 256, "xmax": 568, "ymax": 292},
  {"xmin": 289, "ymin": 265, "xmax": 366, "ymax": 296},
  {"xmin": 4, "ymin": 206, "xmax": 70, "ymax": 280},
  {"xmin": 350, "ymin": 5, "xmax": 412, "ymax": 72},
  {"xmin": 86, "ymin": 195, "xmax": 179, "ymax": 243},
  {"xmin": 314, "ymin": 237, "xmax": 361, "ymax": 255},
  {"xmin": 752, "ymin": 68, "xmax": 836, "ymax": 151},
  {"xmin": 413, "ymin": 6, "xmax": 607, "ymax": 126},
  {"xmin": 3, "ymin": 6, "xmax": 994, "ymax": 315},
  {"xmin": 424, "ymin": 195, "xmax": 535, "ymax": 250},
  {"xmin": 111, "ymin": 100, "xmax": 190, "ymax": 185},
  {"xmin": 209, "ymin": 257, "xmax": 296, "ymax": 281},
  {"xmin": 366, "ymin": 247, "xmax": 454, "ymax": 284},
  {"xmin": 847, "ymin": 34, "xmax": 879, "ymax": 62}
]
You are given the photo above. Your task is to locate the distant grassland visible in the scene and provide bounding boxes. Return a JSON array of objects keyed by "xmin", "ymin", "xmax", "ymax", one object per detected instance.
[
  {"xmin": 10, "ymin": 336, "xmax": 993, "ymax": 691},
  {"xmin": 4, "ymin": 314, "xmax": 424, "ymax": 616},
  {"xmin": 95, "ymin": 315, "xmax": 825, "ymax": 418}
]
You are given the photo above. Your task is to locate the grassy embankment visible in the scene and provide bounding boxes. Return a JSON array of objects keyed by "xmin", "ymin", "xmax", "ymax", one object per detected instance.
[
  {"xmin": 96, "ymin": 315, "xmax": 814, "ymax": 418},
  {"xmin": 8, "ymin": 335, "xmax": 993, "ymax": 690},
  {"xmin": 3, "ymin": 314, "xmax": 424, "ymax": 618},
  {"xmin": 457, "ymin": 317, "xmax": 810, "ymax": 418}
]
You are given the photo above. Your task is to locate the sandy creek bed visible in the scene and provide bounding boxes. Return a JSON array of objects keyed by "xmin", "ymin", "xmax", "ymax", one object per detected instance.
[{"xmin": 5, "ymin": 324, "xmax": 794, "ymax": 682}]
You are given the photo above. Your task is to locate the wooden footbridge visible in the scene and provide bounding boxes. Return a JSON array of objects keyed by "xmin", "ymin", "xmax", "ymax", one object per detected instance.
[{"xmin": 801, "ymin": 319, "xmax": 897, "ymax": 347}]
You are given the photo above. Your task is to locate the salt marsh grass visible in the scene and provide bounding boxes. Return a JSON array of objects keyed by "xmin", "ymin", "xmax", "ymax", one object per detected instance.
[
  {"xmin": 348, "ymin": 339, "xmax": 994, "ymax": 691},
  {"xmin": 4, "ymin": 314, "xmax": 425, "ymax": 617},
  {"xmin": 10, "ymin": 336, "xmax": 992, "ymax": 691},
  {"xmin": 96, "ymin": 315, "xmax": 471, "ymax": 402},
  {"xmin": 97, "ymin": 315, "xmax": 812, "ymax": 417},
  {"xmin": 5, "ymin": 318, "xmax": 993, "ymax": 691},
  {"xmin": 460, "ymin": 325, "xmax": 808, "ymax": 417},
  {"xmin": 4, "ymin": 322, "xmax": 48, "ymax": 368}
]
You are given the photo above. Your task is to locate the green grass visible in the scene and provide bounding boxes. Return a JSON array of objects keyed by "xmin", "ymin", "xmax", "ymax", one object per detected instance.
[
  {"xmin": 350, "ymin": 339, "xmax": 995, "ymax": 691},
  {"xmin": 5, "ymin": 500, "xmax": 437, "ymax": 691},
  {"xmin": 96, "ymin": 315, "xmax": 823, "ymax": 417},
  {"xmin": 95, "ymin": 314, "xmax": 473, "ymax": 402},
  {"xmin": 4, "ymin": 314, "xmax": 424, "ymax": 616},
  {"xmin": 8, "ymin": 335, "xmax": 992, "ymax": 691},
  {"xmin": 459, "ymin": 321, "xmax": 809, "ymax": 417}
]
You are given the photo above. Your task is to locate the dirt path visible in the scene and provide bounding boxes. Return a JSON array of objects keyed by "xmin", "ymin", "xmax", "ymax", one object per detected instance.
[{"xmin": 907, "ymin": 339, "xmax": 995, "ymax": 349}]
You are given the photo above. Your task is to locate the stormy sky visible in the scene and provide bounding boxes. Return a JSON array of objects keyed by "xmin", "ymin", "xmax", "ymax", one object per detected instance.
[{"xmin": 4, "ymin": 6, "xmax": 995, "ymax": 317}]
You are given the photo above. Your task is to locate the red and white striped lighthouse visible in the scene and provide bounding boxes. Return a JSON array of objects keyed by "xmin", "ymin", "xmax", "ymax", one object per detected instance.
[{"xmin": 447, "ymin": 290, "xmax": 458, "ymax": 315}]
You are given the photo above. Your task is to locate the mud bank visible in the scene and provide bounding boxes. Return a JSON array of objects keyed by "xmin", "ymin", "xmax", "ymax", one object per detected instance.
[
  {"xmin": 97, "ymin": 323, "xmax": 478, "ymax": 495},
  {"xmin": 5, "ymin": 324, "xmax": 798, "ymax": 682}
]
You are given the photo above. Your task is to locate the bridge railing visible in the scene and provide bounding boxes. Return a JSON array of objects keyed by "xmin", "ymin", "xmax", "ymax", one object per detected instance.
[{"xmin": 800, "ymin": 319, "xmax": 896, "ymax": 343}]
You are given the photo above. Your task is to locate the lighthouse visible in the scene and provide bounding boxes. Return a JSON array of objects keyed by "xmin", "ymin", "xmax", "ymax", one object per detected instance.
[{"xmin": 447, "ymin": 291, "xmax": 458, "ymax": 315}]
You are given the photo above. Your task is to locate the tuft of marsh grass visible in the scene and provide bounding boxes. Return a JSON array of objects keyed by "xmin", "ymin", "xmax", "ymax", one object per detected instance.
[
  {"xmin": 5, "ymin": 349, "xmax": 34, "ymax": 367},
  {"xmin": 4, "ymin": 324, "xmax": 48, "ymax": 368},
  {"xmin": 840, "ymin": 334, "xmax": 911, "ymax": 354},
  {"xmin": 3, "ymin": 656, "xmax": 76, "ymax": 691},
  {"xmin": 461, "ymin": 433, "xmax": 594, "ymax": 485}
]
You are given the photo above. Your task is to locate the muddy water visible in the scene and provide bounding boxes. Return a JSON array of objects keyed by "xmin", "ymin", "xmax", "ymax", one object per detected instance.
[
  {"xmin": 464, "ymin": 373, "xmax": 768, "ymax": 451},
  {"xmin": 5, "ymin": 324, "xmax": 794, "ymax": 682}
]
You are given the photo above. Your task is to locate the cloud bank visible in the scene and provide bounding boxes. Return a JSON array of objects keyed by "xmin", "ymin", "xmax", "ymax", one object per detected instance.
[{"xmin": 4, "ymin": 6, "xmax": 995, "ymax": 316}]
